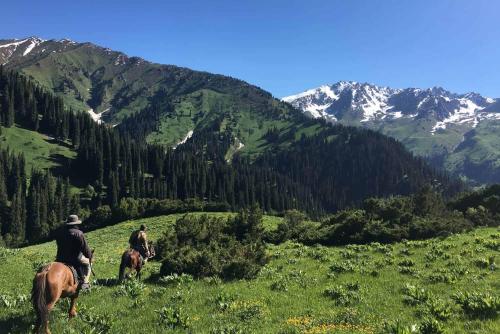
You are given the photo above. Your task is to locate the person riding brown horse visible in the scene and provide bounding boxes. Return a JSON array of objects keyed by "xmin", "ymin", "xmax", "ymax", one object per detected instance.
[
  {"xmin": 119, "ymin": 224, "xmax": 154, "ymax": 282},
  {"xmin": 55, "ymin": 214, "xmax": 93, "ymax": 290},
  {"xmin": 128, "ymin": 224, "xmax": 150, "ymax": 261},
  {"xmin": 31, "ymin": 215, "xmax": 94, "ymax": 334}
]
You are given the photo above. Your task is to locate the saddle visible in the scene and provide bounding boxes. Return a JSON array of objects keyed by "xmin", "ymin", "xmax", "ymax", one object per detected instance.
[
  {"xmin": 131, "ymin": 247, "xmax": 146, "ymax": 266},
  {"xmin": 65, "ymin": 264, "xmax": 80, "ymax": 285}
]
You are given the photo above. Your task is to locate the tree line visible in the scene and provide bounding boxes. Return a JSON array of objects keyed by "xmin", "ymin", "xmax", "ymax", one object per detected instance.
[
  {"xmin": 0, "ymin": 148, "xmax": 76, "ymax": 246},
  {"xmin": 0, "ymin": 67, "xmax": 461, "ymax": 246}
]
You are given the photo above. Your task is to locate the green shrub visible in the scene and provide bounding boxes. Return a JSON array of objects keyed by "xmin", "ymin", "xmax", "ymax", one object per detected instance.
[
  {"xmin": 158, "ymin": 207, "xmax": 268, "ymax": 280},
  {"xmin": 158, "ymin": 273, "xmax": 194, "ymax": 286},
  {"xmin": 79, "ymin": 305, "xmax": 115, "ymax": 333},
  {"xmin": 381, "ymin": 320, "xmax": 414, "ymax": 334},
  {"xmin": 453, "ymin": 291, "xmax": 500, "ymax": 319},
  {"xmin": 157, "ymin": 304, "xmax": 191, "ymax": 329},
  {"xmin": 113, "ymin": 280, "xmax": 145, "ymax": 299},
  {"xmin": 419, "ymin": 318, "xmax": 445, "ymax": 334},
  {"xmin": 329, "ymin": 260, "xmax": 356, "ymax": 274},
  {"xmin": 323, "ymin": 283, "xmax": 361, "ymax": 306},
  {"xmin": 402, "ymin": 284, "xmax": 432, "ymax": 306},
  {"xmin": 270, "ymin": 277, "xmax": 289, "ymax": 292},
  {"xmin": 213, "ymin": 292, "xmax": 236, "ymax": 312},
  {"xmin": 0, "ymin": 293, "xmax": 29, "ymax": 308},
  {"xmin": 398, "ymin": 259, "xmax": 415, "ymax": 267},
  {"xmin": 474, "ymin": 258, "xmax": 490, "ymax": 269},
  {"xmin": 426, "ymin": 271, "xmax": 456, "ymax": 284},
  {"xmin": 419, "ymin": 298, "xmax": 454, "ymax": 321}
]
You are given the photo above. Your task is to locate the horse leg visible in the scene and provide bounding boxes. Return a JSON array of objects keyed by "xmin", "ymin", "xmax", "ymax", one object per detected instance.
[
  {"xmin": 33, "ymin": 315, "xmax": 41, "ymax": 334},
  {"xmin": 136, "ymin": 266, "xmax": 142, "ymax": 280},
  {"xmin": 42, "ymin": 278, "xmax": 62, "ymax": 334},
  {"xmin": 40, "ymin": 300, "xmax": 57, "ymax": 334},
  {"xmin": 68, "ymin": 295, "xmax": 78, "ymax": 318}
]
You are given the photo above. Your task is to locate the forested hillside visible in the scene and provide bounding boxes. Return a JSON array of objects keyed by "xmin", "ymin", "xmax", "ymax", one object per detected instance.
[{"xmin": 0, "ymin": 67, "xmax": 461, "ymax": 247}]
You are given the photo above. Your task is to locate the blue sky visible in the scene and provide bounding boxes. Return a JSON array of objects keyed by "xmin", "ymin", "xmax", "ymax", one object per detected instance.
[{"xmin": 2, "ymin": 0, "xmax": 499, "ymax": 97}]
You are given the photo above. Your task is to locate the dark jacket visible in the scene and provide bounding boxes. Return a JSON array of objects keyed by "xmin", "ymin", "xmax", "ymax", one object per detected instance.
[{"xmin": 56, "ymin": 226, "xmax": 92, "ymax": 265}]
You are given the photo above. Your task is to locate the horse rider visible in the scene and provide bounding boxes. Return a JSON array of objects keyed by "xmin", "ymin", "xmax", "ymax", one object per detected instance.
[
  {"xmin": 55, "ymin": 214, "xmax": 93, "ymax": 291},
  {"xmin": 129, "ymin": 224, "xmax": 150, "ymax": 263}
]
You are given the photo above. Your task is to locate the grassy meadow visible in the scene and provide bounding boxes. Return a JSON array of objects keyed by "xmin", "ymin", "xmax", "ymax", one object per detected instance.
[
  {"xmin": 0, "ymin": 125, "xmax": 76, "ymax": 174},
  {"xmin": 0, "ymin": 212, "xmax": 498, "ymax": 333}
]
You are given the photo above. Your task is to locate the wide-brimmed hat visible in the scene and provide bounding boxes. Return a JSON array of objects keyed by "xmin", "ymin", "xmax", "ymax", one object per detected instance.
[{"xmin": 66, "ymin": 214, "xmax": 82, "ymax": 225}]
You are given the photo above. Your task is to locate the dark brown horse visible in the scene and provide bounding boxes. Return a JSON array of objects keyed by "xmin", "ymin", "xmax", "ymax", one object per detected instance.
[
  {"xmin": 118, "ymin": 242, "xmax": 155, "ymax": 282},
  {"xmin": 31, "ymin": 263, "xmax": 80, "ymax": 334}
]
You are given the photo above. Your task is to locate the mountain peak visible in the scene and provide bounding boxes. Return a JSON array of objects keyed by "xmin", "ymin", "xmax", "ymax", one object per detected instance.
[{"xmin": 283, "ymin": 81, "xmax": 498, "ymax": 130}]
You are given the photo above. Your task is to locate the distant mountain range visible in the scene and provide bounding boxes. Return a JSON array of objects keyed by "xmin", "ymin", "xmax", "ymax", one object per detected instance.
[{"xmin": 284, "ymin": 82, "xmax": 500, "ymax": 184}]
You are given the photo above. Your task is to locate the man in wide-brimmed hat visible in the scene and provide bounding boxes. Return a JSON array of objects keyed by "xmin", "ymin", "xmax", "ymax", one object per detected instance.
[{"xmin": 55, "ymin": 214, "xmax": 93, "ymax": 290}]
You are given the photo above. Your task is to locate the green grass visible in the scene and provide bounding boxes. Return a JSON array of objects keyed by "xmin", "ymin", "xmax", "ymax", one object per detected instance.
[
  {"xmin": 0, "ymin": 125, "xmax": 76, "ymax": 174},
  {"xmin": 0, "ymin": 213, "xmax": 498, "ymax": 333},
  {"xmin": 445, "ymin": 120, "xmax": 500, "ymax": 182}
]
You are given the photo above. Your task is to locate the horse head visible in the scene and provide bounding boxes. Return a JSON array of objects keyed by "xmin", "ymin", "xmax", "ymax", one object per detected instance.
[{"xmin": 148, "ymin": 242, "xmax": 156, "ymax": 259}]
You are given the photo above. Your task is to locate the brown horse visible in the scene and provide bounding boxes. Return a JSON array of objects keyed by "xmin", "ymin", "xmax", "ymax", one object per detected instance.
[
  {"xmin": 118, "ymin": 242, "xmax": 155, "ymax": 282},
  {"xmin": 31, "ymin": 262, "xmax": 80, "ymax": 334}
]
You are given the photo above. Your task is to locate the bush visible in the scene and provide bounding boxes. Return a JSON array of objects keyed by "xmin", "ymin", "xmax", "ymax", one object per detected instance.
[
  {"xmin": 323, "ymin": 283, "xmax": 361, "ymax": 306},
  {"xmin": 158, "ymin": 273, "xmax": 194, "ymax": 287},
  {"xmin": 419, "ymin": 298, "xmax": 454, "ymax": 321},
  {"xmin": 402, "ymin": 284, "xmax": 432, "ymax": 306},
  {"xmin": 381, "ymin": 320, "xmax": 414, "ymax": 334},
  {"xmin": 453, "ymin": 291, "xmax": 500, "ymax": 319},
  {"xmin": 113, "ymin": 279, "xmax": 145, "ymax": 298},
  {"xmin": 157, "ymin": 304, "xmax": 191, "ymax": 329},
  {"xmin": 158, "ymin": 207, "xmax": 268, "ymax": 280},
  {"xmin": 272, "ymin": 210, "xmax": 320, "ymax": 244},
  {"xmin": 419, "ymin": 318, "xmax": 445, "ymax": 334}
]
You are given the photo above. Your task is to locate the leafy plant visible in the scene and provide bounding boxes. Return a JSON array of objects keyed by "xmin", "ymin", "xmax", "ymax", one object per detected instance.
[
  {"xmin": 158, "ymin": 273, "xmax": 194, "ymax": 286},
  {"xmin": 418, "ymin": 298, "xmax": 454, "ymax": 321},
  {"xmin": 157, "ymin": 304, "xmax": 191, "ymax": 329},
  {"xmin": 418, "ymin": 318, "xmax": 445, "ymax": 334},
  {"xmin": 270, "ymin": 277, "xmax": 289, "ymax": 292},
  {"xmin": 453, "ymin": 291, "xmax": 500, "ymax": 319},
  {"xmin": 213, "ymin": 292, "xmax": 236, "ymax": 312},
  {"xmin": 381, "ymin": 320, "xmax": 415, "ymax": 334},
  {"xmin": 402, "ymin": 284, "xmax": 432, "ymax": 306},
  {"xmin": 113, "ymin": 279, "xmax": 145, "ymax": 298},
  {"xmin": 79, "ymin": 305, "xmax": 115, "ymax": 333},
  {"xmin": 323, "ymin": 283, "xmax": 361, "ymax": 306}
]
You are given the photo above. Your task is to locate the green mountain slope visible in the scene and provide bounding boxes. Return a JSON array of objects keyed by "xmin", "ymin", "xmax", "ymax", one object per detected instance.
[
  {"xmin": 3, "ymin": 37, "xmax": 317, "ymax": 154},
  {"xmin": 0, "ymin": 213, "xmax": 498, "ymax": 333},
  {"xmin": 444, "ymin": 120, "xmax": 500, "ymax": 184},
  {"xmin": 0, "ymin": 125, "xmax": 76, "ymax": 174},
  {"xmin": 283, "ymin": 82, "xmax": 500, "ymax": 185}
]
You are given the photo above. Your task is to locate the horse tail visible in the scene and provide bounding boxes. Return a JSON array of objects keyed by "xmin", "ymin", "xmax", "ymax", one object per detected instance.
[
  {"xmin": 31, "ymin": 265, "xmax": 51, "ymax": 327},
  {"xmin": 118, "ymin": 251, "xmax": 128, "ymax": 282}
]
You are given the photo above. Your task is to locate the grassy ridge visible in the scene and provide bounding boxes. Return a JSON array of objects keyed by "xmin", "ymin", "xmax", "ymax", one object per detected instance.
[
  {"xmin": 0, "ymin": 213, "xmax": 498, "ymax": 333},
  {"xmin": 0, "ymin": 125, "xmax": 76, "ymax": 174}
]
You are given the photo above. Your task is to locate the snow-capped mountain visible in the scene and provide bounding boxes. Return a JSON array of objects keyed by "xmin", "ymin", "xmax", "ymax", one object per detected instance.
[
  {"xmin": 284, "ymin": 82, "xmax": 500, "ymax": 184},
  {"xmin": 0, "ymin": 37, "xmax": 47, "ymax": 64},
  {"xmin": 283, "ymin": 81, "xmax": 499, "ymax": 134}
]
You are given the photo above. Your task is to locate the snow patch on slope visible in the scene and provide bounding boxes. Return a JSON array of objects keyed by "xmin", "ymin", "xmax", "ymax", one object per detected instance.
[
  {"xmin": 431, "ymin": 99, "xmax": 484, "ymax": 134},
  {"xmin": 173, "ymin": 130, "xmax": 194, "ymax": 149},
  {"xmin": 22, "ymin": 38, "xmax": 44, "ymax": 56},
  {"xmin": 87, "ymin": 108, "xmax": 109, "ymax": 124}
]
